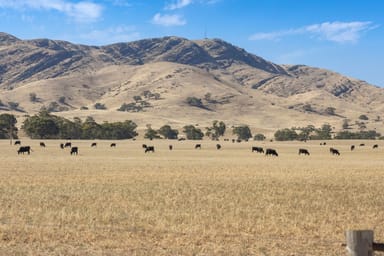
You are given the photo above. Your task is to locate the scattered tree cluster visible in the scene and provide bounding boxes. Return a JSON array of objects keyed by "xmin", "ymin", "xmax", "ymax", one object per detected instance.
[
  {"xmin": 0, "ymin": 114, "xmax": 18, "ymax": 139},
  {"xmin": 334, "ymin": 130, "xmax": 380, "ymax": 140},
  {"xmin": 274, "ymin": 124, "xmax": 332, "ymax": 141},
  {"xmin": 22, "ymin": 111, "xmax": 137, "ymax": 139}
]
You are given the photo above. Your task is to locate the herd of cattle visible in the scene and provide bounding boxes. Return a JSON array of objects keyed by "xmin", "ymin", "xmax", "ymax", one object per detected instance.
[{"xmin": 12, "ymin": 139, "xmax": 380, "ymax": 157}]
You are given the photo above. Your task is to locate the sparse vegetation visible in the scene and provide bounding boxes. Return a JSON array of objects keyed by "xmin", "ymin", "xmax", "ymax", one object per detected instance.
[
  {"xmin": 45, "ymin": 101, "xmax": 69, "ymax": 112},
  {"xmin": 94, "ymin": 102, "xmax": 107, "ymax": 110},
  {"xmin": 186, "ymin": 96, "xmax": 203, "ymax": 108},
  {"xmin": 359, "ymin": 114, "xmax": 369, "ymax": 120},
  {"xmin": 253, "ymin": 133, "xmax": 266, "ymax": 141},
  {"xmin": 29, "ymin": 92, "xmax": 38, "ymax": 102},
  {"xmin": 324, "ymin": 106, "xmax": 336, "ymax": 115},
  {"xmin": 8, "ymin": 101, "xmax": 20, "ymax": 111}
]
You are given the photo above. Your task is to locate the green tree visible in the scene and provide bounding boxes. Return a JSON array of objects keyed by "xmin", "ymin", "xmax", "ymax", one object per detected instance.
[
  {"xmin": 206, "ymin": 120, "xmax": 226, "ymax": 140},
  {"xmin": 81, "ymin": 116, "xmax": 102, "ymax": 139},
  {"xmin": 22, "ymin": 111, "xmax": 59, "ymax": 139},
  {"xmin": 183, "ymin": 125, "xmax": 204, "ymax": 140},
  {"xmin": 158, "ymin": 125, "xmax": 179, "ymax": 139},
  {"xmin": 232, "ymin": 125, "xmax": 252, "ymax": 140},
  {"xmin": 274, "ymin": 128, "xmax": 298, "ymax": 141},
  {"xmin": 311, "ymin": 124, "xmax": 332, "ymax": 140},
  {"xmin": 0, "ymin": 113, "xmax": 18, "ymax": 139},
  {"xmin": 144, "ymin": 125, "xmax": 161, "ymax": 140},
  {"xmin": 254, "ymin": 133, "xmax": 266, "ymax": 141}
]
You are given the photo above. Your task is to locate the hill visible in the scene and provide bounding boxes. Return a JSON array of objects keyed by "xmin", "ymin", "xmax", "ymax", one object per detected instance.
[{"xmin": 1, "ymin": 32, "xmax": 384, "ymax": 136}]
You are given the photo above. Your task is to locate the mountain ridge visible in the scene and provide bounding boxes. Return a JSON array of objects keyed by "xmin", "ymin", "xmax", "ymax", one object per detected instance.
[{"xmin": 1, "ymin": 32, "xmax": 383, "ymax": 135}]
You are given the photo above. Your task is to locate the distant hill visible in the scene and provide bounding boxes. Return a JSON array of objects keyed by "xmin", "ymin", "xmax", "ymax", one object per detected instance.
[{"xmin": 1, "ymin": 32, "xmax": 384, "ymax": 137}]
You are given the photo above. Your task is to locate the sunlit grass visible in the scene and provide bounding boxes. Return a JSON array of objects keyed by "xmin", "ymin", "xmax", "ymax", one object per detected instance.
[{"xmin": 1, "ymin": 139, "xmax": 384, "ymax": 255}]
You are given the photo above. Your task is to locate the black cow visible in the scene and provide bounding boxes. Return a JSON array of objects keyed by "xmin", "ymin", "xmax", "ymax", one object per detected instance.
[
  {"xmin": 169, "ymin": 145, "xmax": 173, "ymax": 150},
  {"xmin": 216, "ymin": 144, "xmax": 221, "ymax": 150},
  {"xmin": 359, "ymin": 143, "xmax": 365, "ymax": 147},
  {"xmin": 70, "ymin": 147, "xmax": 78, "ymax": 155},
  {"xmin": 14, "ymin": 140, "xmax": 21, "ymax": 145},
  {"xmin": 373, "ymin": 144, "xmax": 379, "ymax": 149},
  {"xmin": 60, "ymin": 143, "xmax": 64, "ymax": 149},
  {"xmin": 320, "ymin": 142, "xmax": 327, "ymax": 146},
  {"xmin": 91, "ymin": 142, "xmax": 97, "ymax": 147},
  {"xmin": 110, "ymin": 143, "xmax": 116, "ymax": 147},
  {"xmin": 145, "ymin": 146, "xmax": 155, "ymax": 153},
  {"xmin": 350, "ymin": 145, "xmax": 355, "ymax": 151},
  {"xmin": 18, "ymin": 146, "xmax": 31, "ymax": 155},
  {"xmin": 298, "ymin": 148, "xmax": 310, "ymax": 155},
  {"xmin": 40, "ymin": 142, "xmax": 46, "ymax": 147},
  {"xmin": 252, "ymin": 146, "xmax": 264, "ymax": 153},
  {"xmin": 195, "ymin": 144, "xmax": 201, "ymax": 149},
  {"xmin": 142, "ymin": 144, "xmax": 147, "ymax": 149},
  {"xmin": 330, "ymin": 147, "xmax": 340, "ymax": 155},
  {"xmin": 64, "ymin": 142, "xmax": 71, "ymax": 148},
  {"xmin": 265, "ymin": 148, "xmax": 278, "ymax": 156}
]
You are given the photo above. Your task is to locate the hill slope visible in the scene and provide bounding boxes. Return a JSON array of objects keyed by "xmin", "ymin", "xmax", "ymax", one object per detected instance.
[{"xmin": 1, "ymin": 32, "xmax": 384, "ymax": 136}]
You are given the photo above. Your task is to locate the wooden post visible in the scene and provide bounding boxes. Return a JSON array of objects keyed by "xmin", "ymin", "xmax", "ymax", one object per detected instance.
[{"xmin": 346, "ymin": 230, "xmax": 374, "ymax": 256}]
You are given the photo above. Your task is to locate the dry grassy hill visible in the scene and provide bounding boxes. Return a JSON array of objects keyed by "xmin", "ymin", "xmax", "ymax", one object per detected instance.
[{"xmin": 1, "ymin": 32, "xmax": 384, "ymax": 136}]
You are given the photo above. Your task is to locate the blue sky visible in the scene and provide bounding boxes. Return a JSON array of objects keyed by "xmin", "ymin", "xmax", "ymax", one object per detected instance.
[{"xmin": 0, "ymin": 0, "xmax": 383, "ymax": 87}]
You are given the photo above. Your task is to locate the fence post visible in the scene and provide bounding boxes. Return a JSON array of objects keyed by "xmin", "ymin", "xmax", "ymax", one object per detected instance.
[{"xmin": 346, "ymin": 230, "xmax": 374, "ymax": 256}]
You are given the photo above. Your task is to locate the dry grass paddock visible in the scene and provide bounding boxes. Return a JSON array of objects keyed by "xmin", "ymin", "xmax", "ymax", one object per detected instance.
[{"xmin": 1, "ymin": 139, "xmax": 384, "ymax": 255}]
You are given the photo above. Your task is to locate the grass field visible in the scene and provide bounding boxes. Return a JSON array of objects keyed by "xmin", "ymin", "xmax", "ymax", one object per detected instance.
[{"xmin": 1, "ymin": 139, "xmax": 384, "ymax": 255}]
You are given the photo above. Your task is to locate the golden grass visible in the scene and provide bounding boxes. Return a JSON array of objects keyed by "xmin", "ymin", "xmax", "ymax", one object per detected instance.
[{"xmin": 1, "ymin": 139, "xmax": 384, "ymax": 255}]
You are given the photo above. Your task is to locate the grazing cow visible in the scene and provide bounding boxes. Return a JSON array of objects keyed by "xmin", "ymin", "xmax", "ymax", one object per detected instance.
[
  {"xmin": 216, "ymin": 144, "xmax": 221, "ymax": 150},
  {"xmin": 91, "ymin": 142, "xmax": 97, "ymax": 147},
  {"xmin": 359, "ymin": 143, "xmax": 365, "ymax": 147},
  {"xmin": 110, "ymin": 143, "xmax": 116, "ymax": 147},
  {"xmin": 14, "ymin": 140, "xmax": 21, "ymax": 145},
  {"xmin": 60, "ymin": 143, "xmax": 64, "ymax": 149},
  {"xmin": 145, "ymin": 146, "xmax": 155, "ymax": 153},
  {"xmin": 64, "ymin": 142, "xmax": 71, "ymax": 148},
  {"xmin": 224, "ymin": 139, "xmax": 229, "ymax": 141},
  {"xmin": 232, "ymin": 139, "xmax": 236, "ymax": 143},
  {"xmin": 178, "ymin": 138, "xmax": 185, "ymax": 141},
  {"xmin": 17, "ymin": 146, "xmax": 31, "ymax": 155},
  {"xmin": 142, "ymin": 144, "xmax": 147, "ymax": 149},
  {"xmin": 330, "ymin": 147, "xmax": 340, "ymax": 156},
  {"xmin": 195, "ymin": 144, "xmax": 201, "ymax": 149},
  {"xmin": 70, "ymin": 147, "xmax": 78, "ymax": 155},
  {"xmin": 265, "ymin": 148, "xmax": 278, "ymax": 156},
  {"xmin": 298, "ymin": 148, "xmax": 310, "ymax": 155},
  {"xmin": 252, "ymin": 146, "xmax": 264, "ymax": 153},
  {"xmin": 320, "ymin": 142, "xmax": 327, "ymax": 146},
  {"xmin": 350, "ymin": 145, "xmax": 355, "ymax": 151},
  {"xmin": 169, "ymin": 145, "xmax": 173, "ymax": 150},
  {"xmin": 40, "ymin": 142, "xmax": 46, "ymax": 147},
  {"xmin": 373, "ymin": 144, "xmax": 379, "ymax": 149}
]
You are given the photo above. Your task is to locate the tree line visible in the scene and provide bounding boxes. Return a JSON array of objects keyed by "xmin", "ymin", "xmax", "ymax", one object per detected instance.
[{"xmin": 0, "ymin": 112, "xmax": 382, "ymax": 140}]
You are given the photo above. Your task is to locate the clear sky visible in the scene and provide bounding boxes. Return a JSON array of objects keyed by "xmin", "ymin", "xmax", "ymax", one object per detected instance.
[{"xmin": 0, "ymin": 0, "xmax": 383, "ymax": 87}]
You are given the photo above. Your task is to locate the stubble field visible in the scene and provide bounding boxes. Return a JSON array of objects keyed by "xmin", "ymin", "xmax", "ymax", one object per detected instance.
[{"xmin": 1, "ymin": 139, "xmax": 384, "ymax": 255}]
